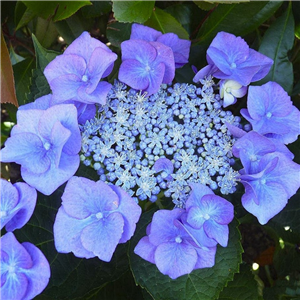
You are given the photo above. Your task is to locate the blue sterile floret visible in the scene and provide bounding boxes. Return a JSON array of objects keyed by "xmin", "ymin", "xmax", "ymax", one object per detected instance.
[
  {"xmin": 0, "ymin": 104, "xmax": 81, "ymax": 195},
  {"xmin": 0, "ymin": 232, "xmax": 50, "ymax": 300},
  {"xmin": 0, "ymin": 179, "xmax": 37, "ymax": 232},
  {"xmin": 134, "ymin": 183, "xmax": 233, "ymax": 279},
  {"xmin": 53, "ymin": 176, "xmax": 141, "ymax": 262},
  {"xmin": 44, "ymin": 31, "xmax": 117, "ymax": 107},
  {"xmin": 80, "ymin": 79, "xmax": 241, "ymax": 207}
]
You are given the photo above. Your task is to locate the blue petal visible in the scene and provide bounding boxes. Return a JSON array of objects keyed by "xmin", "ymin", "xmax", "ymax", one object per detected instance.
[
  {"xmin": 203, "ymin": 220, "xmax": 229, "ymax": 247},
  {"xmin": 130, "ymin": 23, "xmax": 162, "ymax": 41},
  {"xmin": 154, "ymin": 242, "xmax": 197, "ymax": 279},
  {"xmin": 153, "ymin": 157, "xmax": 174, "ymax": 174},
  {"xmin": 1, "ymin": 270, "xmax": 28, "ymax": 300},
  {"xmin": 194, "ymin": 246, "xmax": 216, "ymax": 269},
  {"xmin": 19, "ymin": 94, "xmax": 51, "ymax": 111},
  {"xmin": 80, "ymin": 212, "xmax": 124, "ymax": 262},
  {"xmin": 78, "ymin": 81, "xmax": 112, "ymax": 105},
  {"xmin": 21, "ymin": 242, "xmax": 50, "ymax": 300},
  {"xmin": 185, "ymin": 183, "xmax": 214, "ymax": 210},
  {"xmin": 134, "ymin": 236, "xmax": 156, "ymax": 264},
  {"xmin": 53, "ymin": 207, "xmax": 95, "ymax": 258}
]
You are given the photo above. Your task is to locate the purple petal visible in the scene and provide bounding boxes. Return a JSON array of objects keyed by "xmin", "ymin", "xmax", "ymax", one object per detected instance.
[
  {"xmin": 19, "ymin": 94, "xmax": 51, "ymax": 111},
  {"xmin": 185, "ymin": 183, "xmax": 214, "ymax": 210},
  {"xmin": 225, "ymin": 122, "xmax": 247, "ymax": 138},
  {"xmin": 62, "ymin": 177, "xmax": 119, "ymax": 219},
  {"xmin": 53, "ymin": 207, "xmax": 95, "ymax": 258},
  {"xmin": 193, "ymin": 65, "xmax": 215, "ymax": 83},
  {"xmin": 0, "ymin": 133, "xmax": 50, "ymax": 174},
  {"xmin": 153, "ymin": 157, "xmax": 174, "ymax": 174},
  {"xmin": 194, "ymin": 246, "xmax": 216, "ymax": 269},
  {"xmin": 109, "ymin": 185, "xmax": 141, "ymax": 243},
  {"xmin": 64, "ymin": 31, "xmax": 112, "ymax": 63},
  {"xmin": 44, "ymin": 54, "xmax": 87, "ymax": 84},
  {"xmin": 1, "ymin": 270, "xmax": 28, "ymax": 300},
  {"xmin": 201, "ymin": 194, "xmax": 234, "ymax": 225},
  {"xmin": 247, "ymin": 85, "xmax": 270, "ymax": 120},
  {"xmin": 157, "ymin": 33, "xmax": 191, "ymax": 68},
  {"xmin": 81, "ymin": 212, "xmax": 124, "ymax": 262},
  {"xmin": 39, "ymin": 104, "xmax": 81, "ymax": 155},
  {"xmin": 150, "ymin": 41, "xmax": 175, "ymax": 84},
  {"xmin": 78, "ymin": 81, "xmax": 112, "ymax": 105},
  {"xmin": 21, "ymin": 242, "xmax": 50, "ymax": 300},
  {"xmin": 154, "ymin": 242, "xmax": 197, "ymax": 279},
  {"xmin": 1, "ymin": 180, "xmax": 19, "ymax": 224},
  {"xmin": 5, "ymin": 182, "xmax": 37, "ymax": 232},
  {"xmin": 76, "ymin": 103, "xmax": 96, "ymax": 124},
  {"xmin": 130, "ymin": 23, "xmax": 162, "ymax": 41},
  {"xmin": 50, "ymin": 74, "xmax": 82, "ymax": 103},
  {"xmin": 86, "ymin": 48, "xmax": 117, "ymax": 93},
  {"xmin": 186, "ymin": 206, "xmax": 206, "ymax": 229},
  {"xmin": 134, "ymin": 236, "xmax": 156, "ymax": 264},
  {"xmin": 21, "ymin": 152, "xmax": 79, "ymax": 195},
  {"xmin": 148, "ymin": 209, "xmax": 186, "ymax": 246},
  {"xmin": 203, "ymin": 220, "xmax": 229, "ymax": 247},
  {"xmin": 1, "ymin": 232, "xmax": 33, "ymax": 269}
]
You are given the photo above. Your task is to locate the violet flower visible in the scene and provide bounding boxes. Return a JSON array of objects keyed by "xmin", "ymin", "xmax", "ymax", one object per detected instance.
[
  {"xmin": 118, "ymin": 39, "xmax": 175, "ymax": 95},
  {"xmin": 44, "ymin": 31, "xmax": 117, "ymax": 106},
  {"xmin": 241, "ymin": 82, "xmax": 300, "ymax": 144},
  {"xmin": 0, "ymin": 232, "xmax": 50, "ymax": 300},
  {"xmin": 0, "ymin": 104, "xmax": 81, "ymax": 195},
  {"xmin": 134, "ymin": 208, "xmax": 216, "ymax": 279},
  {"xmin": 0, "ymin": 179, "xmax": 37, "ymax": 232},
  {"xmin": 54, "ymin": 176, "xmax": 141, "ymax": 262},
  {"xmin": 239, "ymin": 152, "xmax": 300, "ymax": 225},
  {"xmin": 130, "ymin": 23, "xmax": 191, "ymax": 68},
  {"xmin": 193, "ymin": 32, "xmax": 273, "ymax": 86}
]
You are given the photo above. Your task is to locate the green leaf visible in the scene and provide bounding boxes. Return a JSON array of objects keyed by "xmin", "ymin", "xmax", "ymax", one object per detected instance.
[
  {"xmin": 258, "ymin": 3, "xmax": 295, "ymax": 94},
  {"xmin": 129, "ymin": 211, "xmax": 242, "ymax": 300},
  {"xmin": 22, "ymin": 1, "xmax": 92, "ymax": 22},
  {"xmin": 32, "ymin": 34, "xmax": 59, "ymax": 71},
  {"xmin": 81, "ymin": 1, "xmax": 112, "ymax": 18},
  {"xmin": 14, "ymin": 1, "xmax": 36, "ymax": 30},
  {"xmin": 35, "ymin": 17, "xmax": 58, "ymax": 48},
  {"xmin": 9, "ymin": 46, "xmax": 25, "ymax": 65},
  {"xmin": 145, "ymin": 7, "xmax": 189, "ymax": 40},
  {"xmin": 106, "ymin": 21, "xmax": 132, "ymax": 47},
  {"xmin": 218, "ymin": 264, "xmax": 260, "ymax": 300},
  {"xmin": 26, "ymin": 34, "xmax": 59, "ymax": 103},
  {"xmin": 196, "ymin": 1, "xmax": 283, "ymax": 45},
  {"xmin": 112, "ymin": 1, "xmax": 155, "ymax": 23},
  {"xmin": 193, "ymin": 1, "xmax": 216, "ymax": 11},
  {"xmin": 14, "ymin": 174, "xmax": 129, "ymax": 299},
  {"xmin": 207, "ymin": 0, "xmax": 251, "ymax": 3},
  {"xmin": 13, "ymin": 57, "xmax": 35, "ymax": 106}
]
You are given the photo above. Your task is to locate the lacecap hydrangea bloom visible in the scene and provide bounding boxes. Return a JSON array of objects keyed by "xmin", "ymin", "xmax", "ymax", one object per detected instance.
[
  {"xmin": 0, "ymin": 104, "xmax": 81, "ymax": 195},
  {"xmin": 0, "ymin": 232, "xmax": 50, "ymax": 300},
  {"xmin": 54, "ymin": 176, "xmax": 141, "ymax": 261},
  {"xmin": 0, "ymin": 179, "xmax": 37, "ymax": 232}
]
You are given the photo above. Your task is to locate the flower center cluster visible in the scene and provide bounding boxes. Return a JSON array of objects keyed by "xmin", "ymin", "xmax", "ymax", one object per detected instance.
[{"xmin": 80, "ymin": 79, "xmax": 240, "ymax": 207}]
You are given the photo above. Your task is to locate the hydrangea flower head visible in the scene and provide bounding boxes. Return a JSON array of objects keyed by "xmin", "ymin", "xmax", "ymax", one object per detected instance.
[
  {"xmin": 134, "ymin": 208, "xmax": 217, "ymax": 279},
  {"xmin": 1, "ymin": 232, "xmax": 50, "ymax": 300},
  {"xmin": 241, "ymin": 81, "xmax": 300, "ymax": 144},
  {"xmin": 130, "ymin": 23, "xmax": 191, "ymax": 68},
  {"xmin": 54, "ymin": 176, "xmax": 142, "ymax": 262},
  {"xmin": 193, "ymin": 32, "xmax": 273, "ymax": 86},
  {"xmin": 118, "ymin": 39, "xmax": 175, "ymax": 95},
  {"xmin": 0, "ymin": 104, "xmax": 81, "ymax": 195},
  {"xmin": 0, "ymin": 179, "xmax": 37, "ymax": 232},
  {"xmin": 44, "ymin": 31, "xmax": 117, "ymax": 106}
]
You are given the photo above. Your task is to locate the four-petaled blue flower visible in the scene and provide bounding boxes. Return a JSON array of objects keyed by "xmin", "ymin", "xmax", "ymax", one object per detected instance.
[
  {"xmin": 118, "ymin": 39, "xmax": 175, "ymax": 95},
  {"xmin": 134, "ymin": 208, "xmax": 217, "ymax": 279},
  {"xmin": 0, "ymin": 232, "xmax": 50, "ymax": 300},
  {"xmin": 193, "ymin": 31, "xmax": 273, "ymax": 86},
  {"xmin": 54, "ymin": 176, "xmax": 142, "ymax": 262},
  {"xmin": 44, "ymin": 31, "xmax": 117, "ymax": 106},
  {"xmin": 130, "ymin": 23, "xmax": 191, "ymax": 68},
  {"xmin": 0, "ymin": 104, "xmax": 81, "ymax": 195},
  {"xmin": 0, "ymin": 179, "xmax": 37, "ymax": 232},
  {"xmin": 241, "ymin": 81, "xmax": 300, "ymax": 144}
]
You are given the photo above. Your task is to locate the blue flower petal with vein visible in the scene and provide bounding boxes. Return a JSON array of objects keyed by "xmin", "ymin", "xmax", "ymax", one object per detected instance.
[{"xmin": 80, "ymin": 79, "xmax": 241, "ymax": 207}]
